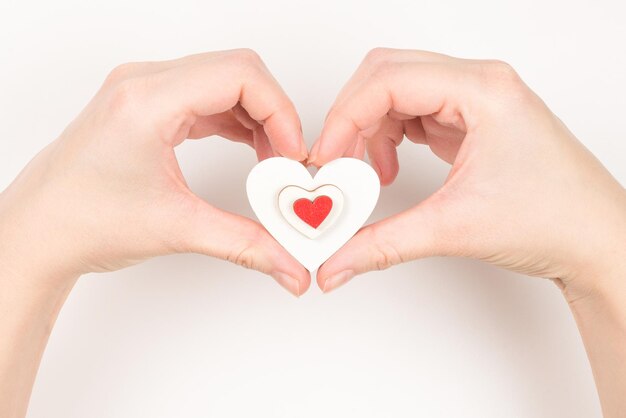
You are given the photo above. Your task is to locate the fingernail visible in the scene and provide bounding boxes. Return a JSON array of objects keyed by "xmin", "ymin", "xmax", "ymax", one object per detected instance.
[
  {"xmin": 322, "ymin": 270, "xmax": 354, "ymax": 293},
  {"xmin": 299, "ymin": 139, "xmax": 308, "ymax": 161},
  {"xmin": 274, "ymin": 272, "xmax": 301, "ymax": 297},
  {"xmin": 308, "ymin": 141, "xmax": 320, "ymax": 166}
]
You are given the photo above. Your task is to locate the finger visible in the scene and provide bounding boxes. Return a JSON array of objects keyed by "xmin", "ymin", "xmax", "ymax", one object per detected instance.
[
  {"xmin": 253, "ymin": 126, "xmax": 276, "ymax": 161},
  {"xmin": 310, "ymin": 60, "xmax": 475, "ymax": 166},
  {"xmin": 188, "ymin": 111, "xmax": 253, "ymax": 146},
  {"xmin": 326, "ymin": 49, "xmax": 457, "ymax": 119},
  {"xmin": 403, "ymin": 117, "xmax": 427, "ymax": 144},
  {"xmin": 182, "ymin": 199, "xmax": 311, "ymax": 296},
  {"xmin": 148, "ymin": 49, "xmax": 307, "ymax": 161},
  {"xmin": 388, "ymin": 109, "xmax": 416, "ymax": 121},
  {"xmin": 232, "ymin": 103, "xmax": 260, "ymax": 130},
  {"xmin": 364, "ymin": 116, "xmax": 404, "ymax": 185},
  {"xmin": 420, "ymin": 115, "xmax": 466, "ymax": 164},
  {"xmin": 343, "ymin": 134, "xmax": 365, "ymax": 159},
  {"xmin": 308, "ymin": 48, "xmax": 458, "ymax": 165},
  {"xmin": 306, "ymin": 141, "xmax": 321, "ymax": 167},
  {"xmin": 366, "ymin": 137, "xmax": 399, "ymax": 186},
  {"xmin": 353, "ymin": 135, "xmax": 366, "ymax": 159},
  {"xmin": 236, "ymin": 103, "xmax": 280, "ymax": 161},
  {"xmin": 318, "ymin": 193, "xmax": 463, "ymax": 293}
]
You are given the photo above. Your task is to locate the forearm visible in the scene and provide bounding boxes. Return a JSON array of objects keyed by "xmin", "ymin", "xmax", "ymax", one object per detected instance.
[
  {"xmin": 566, "ymin": 256, "xmax": 626, "ymax": 418},
  {"xmin": 0, "ymin": 186, "xmax": 78, "ymax": 418},
  {"xmin": 0, "ymin": 263, "xmax": 76, "ymax": 418}
]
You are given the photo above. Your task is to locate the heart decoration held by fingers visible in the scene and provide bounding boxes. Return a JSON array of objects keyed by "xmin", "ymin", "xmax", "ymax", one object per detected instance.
[{"xmin": 247, "ymin": 157, "xmax": 380, "ymax": 271}]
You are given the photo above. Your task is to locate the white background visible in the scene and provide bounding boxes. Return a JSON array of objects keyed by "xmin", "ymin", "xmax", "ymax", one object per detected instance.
[{"xmin": 1, "ymin": 0, "xmax": 624, "ymax": 417}]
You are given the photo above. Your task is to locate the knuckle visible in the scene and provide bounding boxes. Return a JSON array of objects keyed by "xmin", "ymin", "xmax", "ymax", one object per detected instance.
[
  {"xmin": 104, "ymin": 62, "xmax": 141, "ymax": 86},
  {"xmin": 364, "ymin": 47, "xmax": 394, "ymax": 66},
  {"xmin": 106, "ymin": 78, "xmax": 145, "ymax": 115},
  {"xmin": 471, "ymin": 59, "xmax": 530, "ymax": 103},
  {"xmin": 484, "ymin": 60, "xmax": 520, "ymax": 83},
  {"xmin": 372, "ymin": 243, "xmax": 402, "ymax": 271},
  {"xmin": 222, "ymin": 48, "xmax": 265, "ymax": 79},
  {"xmin": 232, "ymin": 48, "xmax": 263, "ymax": 66},
  {"xmin": 325, "ymin": 105, "xmax": 343, "ymax": 123},
  {"xmin": 369, "ymin": 58, "xmax": 397, "ymax": 80},
  {"xmin": 367, "ymin": 51, "xmax": 407, "ymax": 84},
  {"xmin": 366, "ymin": 50, "xmax": 398, "ymax": 78},
  {"xmin": 225, "ymin": 225, "xmax": 266, "ymax": 272},
  {"xmin": 227, "ymin": 243, "xmax": 257, "ymax": 270},
  {"xmin": 326, "ymin": 105, "xmax": 362, "ymax": 132},
  {"xmin": 367, "ymin": 227, "xmax": 403, "ymax": 271},
  {"xmin": 476, "ymin": 59, "xmax": 523, "ymax": 88}
]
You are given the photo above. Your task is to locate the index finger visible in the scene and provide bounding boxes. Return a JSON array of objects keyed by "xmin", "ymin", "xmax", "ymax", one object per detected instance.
[
  {"xmin": 145, "ymin": 49, "xmax": 308, "ymax": 161},
  {"xmin": 308, "ymin": 49, "xmax": 490, "ymax": 166}
]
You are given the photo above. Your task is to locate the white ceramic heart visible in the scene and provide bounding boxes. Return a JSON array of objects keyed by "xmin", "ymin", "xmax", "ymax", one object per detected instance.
[{"xmin": 246, "ymin": 157, "xmax": 380, "ymax": 271}]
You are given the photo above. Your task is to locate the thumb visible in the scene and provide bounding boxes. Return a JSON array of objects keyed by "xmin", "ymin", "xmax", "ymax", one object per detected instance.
[
  {"xmin": 181, "ymin": 199, "xmax": 310, "ymax": 297},
  {"xmin": 317, "ymin": 196, "xmax": 460, "ymax": 293}
]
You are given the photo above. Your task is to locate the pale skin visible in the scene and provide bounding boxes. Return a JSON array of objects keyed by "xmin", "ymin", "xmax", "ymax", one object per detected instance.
[
  {"xmin": 0, "ymin": 48, "xmax": 624, "ymax": 418},
  {"xmin": 312, "ymin": 48, "xmax": 626, "ymax": 417},
  {"xmin": 0, "ymin": 49, "xmax": 311, "ymax": 418}
]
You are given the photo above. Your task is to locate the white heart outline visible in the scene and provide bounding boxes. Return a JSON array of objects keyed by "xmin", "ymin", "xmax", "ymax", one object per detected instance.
[
  {"xmin": 246, "ymin": 157, "xmax": 380, "ymax": 271},
  {"xmin": 278, "ymin": 184, "xmax": 344, "ymax": 240}
]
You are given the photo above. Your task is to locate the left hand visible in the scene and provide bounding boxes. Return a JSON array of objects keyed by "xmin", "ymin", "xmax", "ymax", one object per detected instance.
[{"xmin": 308, "ymin": 48, "xmax": 626, "ymax": 297}]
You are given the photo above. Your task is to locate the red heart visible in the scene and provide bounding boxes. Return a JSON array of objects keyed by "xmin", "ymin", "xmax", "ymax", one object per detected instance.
[{"xmin": 293, "ymin": 195, "xmax": 333, "ymax": 229}]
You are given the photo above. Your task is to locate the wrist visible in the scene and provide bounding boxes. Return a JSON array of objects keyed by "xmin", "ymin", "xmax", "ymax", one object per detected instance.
[
  {"xmin": 0, "ymin": 189, "xmax": 81, "ymax": 289},
  {"xmin": 562, "ymin": 238, "xmax": 626, "ymax": 311},
  {"xmin": 560, "ymin": 183, "xmax": 626, "ymax": 306}
]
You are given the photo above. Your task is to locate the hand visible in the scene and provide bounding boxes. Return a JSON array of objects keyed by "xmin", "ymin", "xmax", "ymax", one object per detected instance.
[
  {"xmin": 0, "ymin": 49, "xmax": 314, "ymax": 418},
  {"xmin": 309, "ymin": 48, "xmax": 626, "ymax": 417},
  {"xmin": 0, "ymin": 49, "xmax": 310, "ymax": 296},
  {"xmin": 311, "ymin": 48, "xmax": 626, "ymax": 296}
]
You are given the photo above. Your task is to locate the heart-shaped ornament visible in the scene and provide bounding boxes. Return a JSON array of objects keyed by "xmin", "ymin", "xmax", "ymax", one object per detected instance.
[
  {"xmin": 247, "ymin": 157, "xmax": 380, "ymax": 271},
  {"xmin": 278, "ymin": 184, "xmax": 343, "ymax": 239}
]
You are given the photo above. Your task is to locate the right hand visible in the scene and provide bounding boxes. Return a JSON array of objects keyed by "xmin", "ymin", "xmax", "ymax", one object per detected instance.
[
  {"xmin": 309, "ymin": 48, "xmax": 626, "ymax": 299},
  {"xmin": 0, "ymin": 49, "xmax": 310, "ymax": 297}
]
